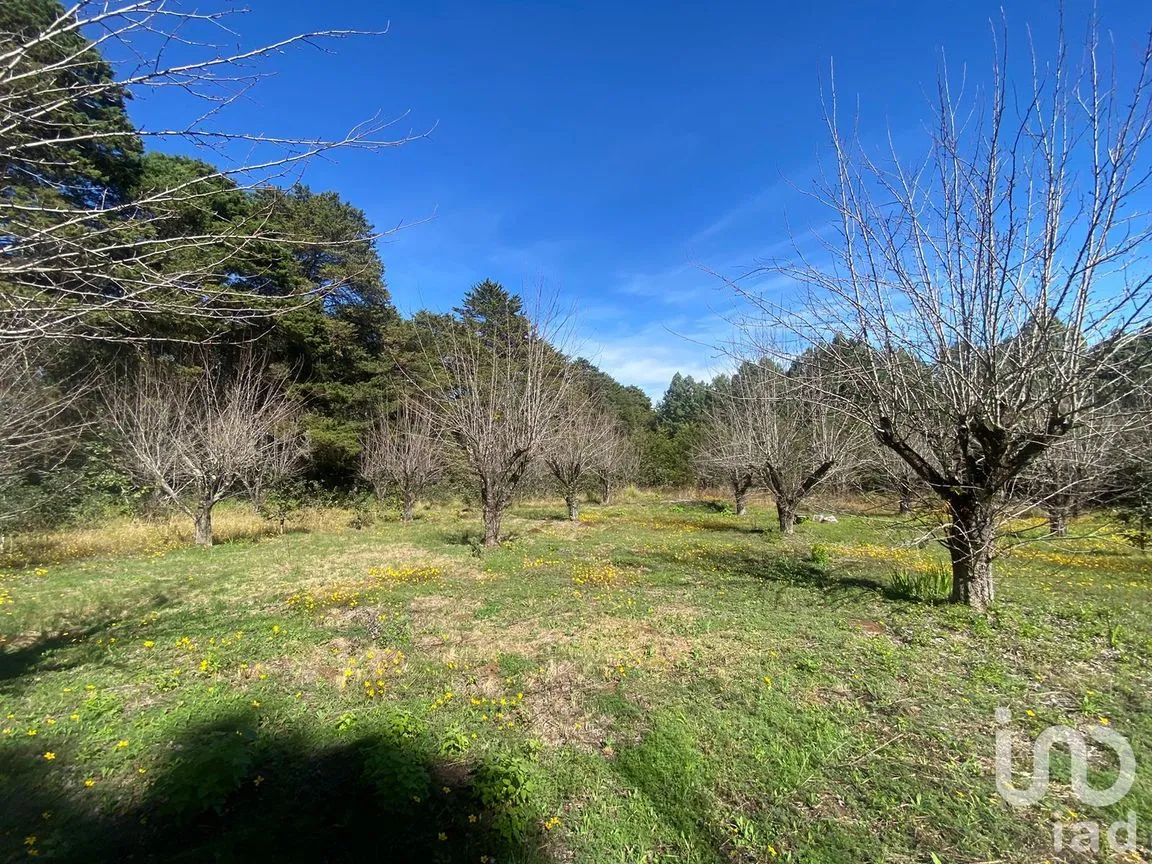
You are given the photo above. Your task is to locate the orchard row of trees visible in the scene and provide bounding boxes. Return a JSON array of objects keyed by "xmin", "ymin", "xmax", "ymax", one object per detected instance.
[
  {"xmin": 4, "ymin": 2, "xmax": 1152, "ymax": 612},
  {"xmin": 0, "ymin": 1, "xmax": 650, "ymax": 540},
  {"xmin": 83, "ymin": 285, "xmax": 641, "ymax": 549}
]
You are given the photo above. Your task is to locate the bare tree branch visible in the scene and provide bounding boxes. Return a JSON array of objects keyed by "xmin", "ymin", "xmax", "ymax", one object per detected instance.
[
  {"xmin": 102, "ymin": 352, "xmax": 301, "ymax": 545},
  {"xmin": 730, "ymin": 18, "xmax": 1152, "ymax": 607},
  {"xmin": 359, "ymin": 395, "xmax": 443, "ymax": 523},
  {"xmin": 543, "ymin": 398, "xmax": 617, "ymax": 521},
  {"xmin": 412, "ymin": 290, "xmax": 575, "ymax": 547},
  {"xmin": 1, "ymin": 1, "xmax": 427, "ymax": 344}
]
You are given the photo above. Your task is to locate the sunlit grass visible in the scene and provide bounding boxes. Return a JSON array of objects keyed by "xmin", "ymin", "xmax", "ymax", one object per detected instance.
[
  {"xmin": 0, "ymin": 503, "xmax": 356, "ymax": 570},
  {"xmin": 0, "ymin": 498, "xmax": 1148, "ymax": 862}
]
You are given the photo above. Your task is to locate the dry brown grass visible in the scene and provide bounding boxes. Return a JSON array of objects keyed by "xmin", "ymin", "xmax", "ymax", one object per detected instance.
[
  {"xmin": 283, "ymin": 543, "xmax": 470, "ymax": 591},
  {"xmin": 0, "ymin": 505, "xmax": 354, "ymax": 569},
  {"xmin": 521, "ymin": 659, "xmax": 611, "ymax": 749}
]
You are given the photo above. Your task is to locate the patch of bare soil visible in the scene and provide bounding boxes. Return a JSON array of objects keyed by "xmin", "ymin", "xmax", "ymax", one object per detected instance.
[
  {"xmin": 852, "ymin": 619, "xmax": 889, "ymax": 636},
  {"xmin": 320, "ymin": 604, "xmax": 392, "ymax": 639},
  {"xmin": 421, "ymin": 614, "xmax": 703, "ymax": 671},
  {"xmin": 521, "ymin": 659, "xmax": 611, "ymax": 749},
  {"xmin": 409, "ymin": 595, "xmax": 483, "ymax": 654},
  {"xmin": 262, "ymin": 644, "xmax": 348, "ymax": 690}
]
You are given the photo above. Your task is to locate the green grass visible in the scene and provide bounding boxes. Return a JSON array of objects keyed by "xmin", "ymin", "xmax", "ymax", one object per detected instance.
[{"xmin": 0, "ymin": 498, "xmax": 1149, "ymax": 862}]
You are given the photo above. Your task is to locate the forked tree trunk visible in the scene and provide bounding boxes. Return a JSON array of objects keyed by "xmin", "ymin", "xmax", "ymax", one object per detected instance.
[
  {"xmin": 565, "ymin": 488, "xmax": 579, "ymax": 522},
  {"xmin": 776, "ymin": 500, "xmax": 796, "ymax": 535},
  {"xmin": 946, "ymin": 498, "xmax": 995, "ymax": 610},
  {"xmin": 734, "ymin": 488, "xmax": 747, "ymax": 517},
  {"xmin": 482, "ymin": 500, "xmax": 502, "ymax": 548},
  {"xmin": 194, "ymin": 502, "xmax": 214, "ymax": 547},
  {"xmin": 402, "ymin": 489, "xmax": 416, "ymax": 524}
]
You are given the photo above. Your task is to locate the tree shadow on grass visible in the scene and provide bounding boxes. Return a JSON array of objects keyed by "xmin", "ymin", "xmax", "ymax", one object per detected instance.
[
  {"xmin": 0, "ymin": 710, "xmax": 549, "ymax": 863},
  {"xmin": 609, "ymin": 715, "xmax": 734, "ymax": 862},
  {"xmin": 0, "ymin": 627, "xmax": 104, "ymax": 684},
  {"xmin": 0, "ymin": 596, "xmax": 172, "ymax": 685},
  {"xmin": 438, "ymin": 528, "xmax": 486, "ymax": 551},
  {"xmin": 511, "ymin": 506, "xmax": 572, "ymax": 522},
  {"xmin": 666, "ymin": 499, "xmax": 729, "ymax": 513},
  {"xmin": 644, "ymin": 510, "xmax": 772, "ymax": 536},
  {"xmin": 713, "ymin": 547, "xmax": 926, "ymax": 606},
  {"xmin": 635, "ymin": 543, "xmax": 907, "ymax": 608}
]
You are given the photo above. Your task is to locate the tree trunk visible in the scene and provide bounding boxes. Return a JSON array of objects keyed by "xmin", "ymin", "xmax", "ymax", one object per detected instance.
[
  {"xmin": 402, "ymin": 489, "xmax": 416, "ymax": 524},
  {"xmin": 194, "ymin": 502, "xmax": 214, "ymax": 547},
  {"xmin": 565, "ymin": 488, "xmax": 579, "ymax": 522},
  {"xmin": 776, "ymin": 501, "xmax": 796, "ymax": 535},
  {"xmin": 734, "ymin": 488, "xmax": 747, "ymax": 517},
  {"xmin": 946, "ymin": 499, "xmax": 995, "ymax": 610},
  {"xmin": 482, "ymin": 501, "xmax": 502, "ymax": 548},
  {"xmin": 601, "ymin": 478, "xmax": 613, "ymax": 505},
  {"xmin": 1048, "ymin": 510, "xmax": 1067, "ymax": 537}
]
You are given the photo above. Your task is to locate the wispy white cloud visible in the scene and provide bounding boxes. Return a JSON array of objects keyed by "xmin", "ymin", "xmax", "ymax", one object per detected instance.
[
  {"xmin": 383, "ymin": 166, "xmax": 830, "ymax": 399},
  {"xmin": 685, "ymin": 177, "xmax": 800, "ymax": 250},
  {"xmin": 579, "ymin": 315, "xmax": 736, "ymax": 402}
]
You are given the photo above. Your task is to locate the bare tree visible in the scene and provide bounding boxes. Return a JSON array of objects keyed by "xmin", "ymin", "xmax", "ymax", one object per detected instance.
[
  {"xmin": 1, "ymin": 1, "xmax": 422, "ymax": 345},
  {"xmin": 693, "ymin": 399, "xmax": 758, "ymax": 516},
  {"xmin": 593, "ymin": 427, "xmax": 638, "ymax": 505},
  {"xmin": 418, "ymin": 292, "xmax": 573, "ymax": 547},
  {"xmin": 239, "ymin": 422, "xmax": 308, "ymax": 534},
  {"xmin": 1016, "ymin": 420, "xmax": 1121, "ymax": 537},
  {"xmin": 732, "ymin": 365, "xmax": 865, "ymax": 534},
  {"xmin": 543, "ymin": 401, "xmax": 616, "ymax": 521},
  {"xmin": 733, "ymin": 21, "xmax": 1152, "ymax": 607},
  {"xmin": 873, "ymin": 442, "xmax": 922, "ymax": 516},
  {"xmin": 359, "ymin": 396, "xmax": 443, "ymax": 523},
  {"xmin": 104, "ymin": 355, "xmax": 300, "ymax": 546},
  {"xmin": 0, "ymin": 343, "xmax": 81, "ymax": 518}
]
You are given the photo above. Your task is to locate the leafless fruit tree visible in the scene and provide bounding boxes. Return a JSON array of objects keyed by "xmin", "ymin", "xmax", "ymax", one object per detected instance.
[
  {"xmin": 731, "ymin": 365, "xmax": 865, "ymax": 534},
  {"xmin": 418, "ymin": 295, "xmax": 573, "ymax": 547},
  {"xmin": 104, "ymin": 355, "xmax": 301, "ymax": 546},
  {"xmin": 593, "ymin": 427, "xmax": 638, "ymax": 505},
  {"xmin": 1, "ymin": 1, "xmax": 422, "ymax": 345},
  {"xmin": 869, "ymin": 439, "xmax": 925, "ymax": 515},
  {"xmin": 0, "ymin": 342, "xmax": 81, "ymax": 517},
  {"xmin": 1014, "ymin": 418, "xmax": 1126, "ymax": 536},
  {"xmin": 694, "ymin": 399, "xmax": 758, "ymax": 516},
  {"xmin": 360, "ymin": 396, "xmax": 444, "ymax": 522},
  {"xmin": 543, "ymin": 401, "xmax": 617, "ymax": 521},
  {"xmin": 239, "ymin": 422, "xmax": 308, "ymax": 533},
  {"xmin": 733, "ymin": 21, "xmax": 1152, "ymax": 607}
]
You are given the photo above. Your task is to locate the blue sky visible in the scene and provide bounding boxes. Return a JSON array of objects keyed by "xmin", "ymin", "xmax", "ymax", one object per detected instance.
[{"xmin": 121, "ymin": 0, "xmax": 1149, "ymax": 400}]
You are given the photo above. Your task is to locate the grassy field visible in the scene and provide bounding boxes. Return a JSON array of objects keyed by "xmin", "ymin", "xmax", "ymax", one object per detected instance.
[{"xmin": 0, "ymin": 495, "xmax": 1149, "ymax": 863}]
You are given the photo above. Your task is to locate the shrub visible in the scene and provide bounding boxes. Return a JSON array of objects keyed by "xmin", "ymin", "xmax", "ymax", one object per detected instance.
[
  {"xmin": 808, "ymin": 544, "xmax": 830, "ymax": 568},
  {"xmin": 472, "ymin": 754, "xmax": 537, "ymax": 843}
]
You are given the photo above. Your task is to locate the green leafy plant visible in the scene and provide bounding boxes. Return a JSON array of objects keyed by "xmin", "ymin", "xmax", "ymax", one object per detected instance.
[
  {"xmin": 152, "ymin": 724, "xmax": 258, "ymax": 814},
  {"xmin": 808, "ymin": 543, "xmax": 830, "ymax": 568},
  {"xmin": 363, "ymin": 740, "xmax": 431, "ymax": 811},
  {"xmin": 379, "ymin": 709, "xmax": 424, "ymax": 741},
  {"xmin": 889, "ymin": 563, "xmax": 951, "ymax": 602},
  {"xmin": 437, "ymin": 726, "xmax": 471, "ymax": 758},
  {"xmin": 472, "ymin": 754, "xmax": 537, "ymax": 843}
]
